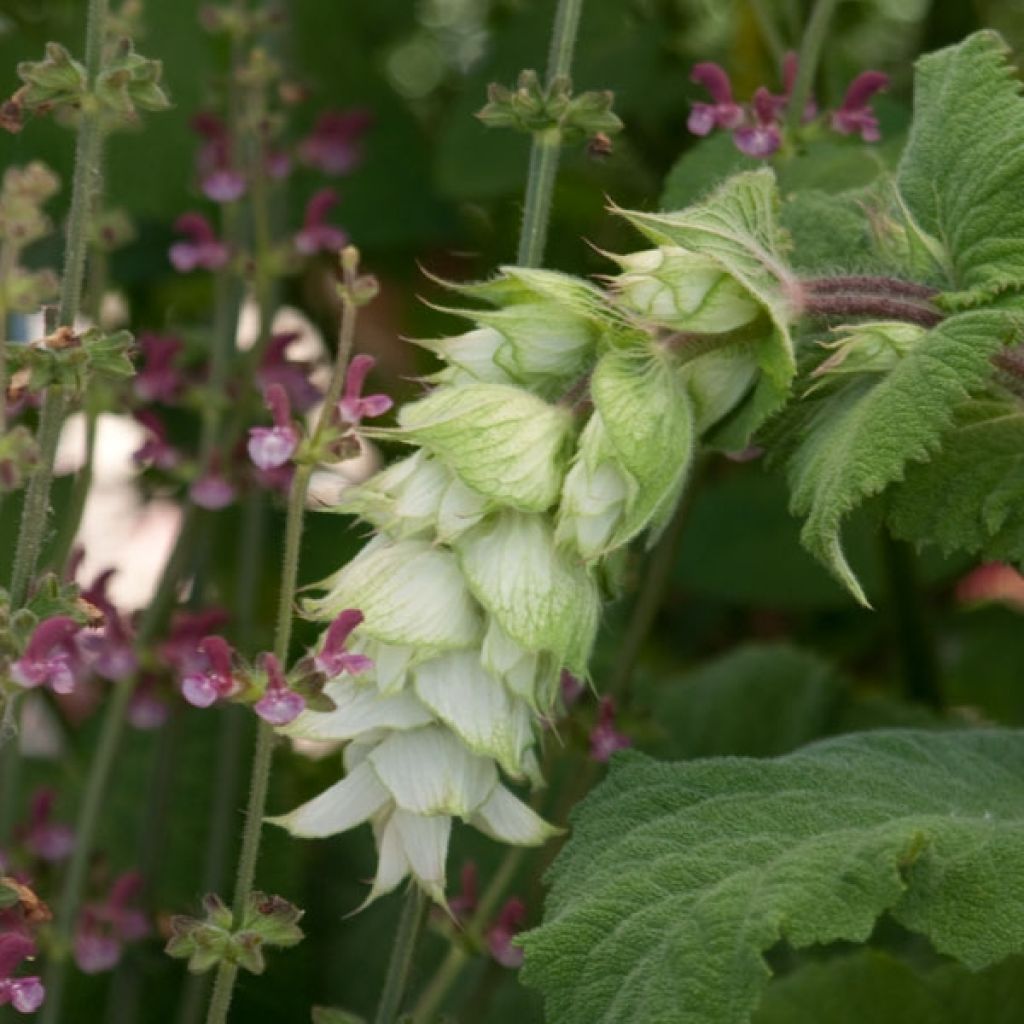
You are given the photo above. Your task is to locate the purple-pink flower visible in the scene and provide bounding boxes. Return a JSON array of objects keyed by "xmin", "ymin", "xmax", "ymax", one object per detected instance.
[
  {"xmin": 337, "ymin": 354, "xmax": 392, "ymax": 425},
  {"xmin": 831, "ymin": 70, "xmax": 889, "ymax": 142},
  {"xmin": 298, "ymin": 109, "xmax": 372, "ymax": 176},
  {"xmin": 0, "ymin": 934, "xmax": 45, "ymax": 1014},
  {"xmin": 127, "ymin": 675, "xmax": 170, "ymax": 730},
  {"xmin": 73, "ymin": 872, "xmax": 148, "ymax": 975},
  {"xmin": 253, "ymin": 653, "xmax": 304, "ymax": 726},
  {"xmin": 687, "ymin": 62, "xmax": 744, "ymax": 136},
  {"xmin": 313, "ymin": 609, "xmax": 372, "ymax": 678},
  {"xmin": 191, "ymin": 112, "xmax": 246, "ymax": 203},
  {"xmin": 79, "ymin": 569, "xmax": 137, "ymax": 682},
  {"xmin": 257, "ymin": 332, "xmax": 322, "ymax": 414},
  {"xmin": 733, "ymin": 87, "xmax": 783, "ymax": 158},
  {"xmin": 160, "ymin": 608, "xmax": 230, "ymax": 677},
  {"xmin": 10, "ymin": 617, "xmax": 84, "ymax": 695},
  {"xmin": 248, "ymin": 384, "xmax": 300, "ymax": 471},
  {"xmin": 487, "ymin": 898, "xmax": 526, "ymax": 969},
  {"xmin": 294, "ymin": 189, "xmax": 348, "ymax": 256},
  {"xmin": 180, "ymin": 635, "xmax": 238, "ymax": 708},
  {"xmin": 169, "ymin": 213, "xmax": 229, "ymax": 273},
  {"xmin": 132, "ymin": 411, "xmax": 182, "ymax": 472},
  {"xmin": 20, "ymin": 789, "xmax": 74, "ymax": 864},
  {"xmin": 190, "ymin": 456, "xmax": 236, "ymax": 510},
  {"xmin": 589, "ymin": 696, "xmax": 631, "ymax": 763},
  {"xmin": 134, "ymin": 333, "xmax": 185, "ymax": 404}
]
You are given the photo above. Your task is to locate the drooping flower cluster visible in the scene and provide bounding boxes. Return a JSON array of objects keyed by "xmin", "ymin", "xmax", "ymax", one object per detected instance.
[
  {"xmin": 688, "ymin": 53, "xmax": 889, "ymax": 157},
  {"xmin": 270, "ymin": 189, "xmax": 794, "ymax": 906}
]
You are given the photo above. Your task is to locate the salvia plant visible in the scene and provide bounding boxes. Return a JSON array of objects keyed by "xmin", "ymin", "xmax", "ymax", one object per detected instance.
[{"xmin": 2, "ymin": 0, "xmax": 1024, "ymax": 1022}]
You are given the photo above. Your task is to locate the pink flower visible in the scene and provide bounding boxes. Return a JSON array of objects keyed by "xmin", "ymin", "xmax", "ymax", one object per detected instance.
[
  {"xmin": 264, "ymin": 148, "xmax": 292, "ymax": 180},
  {"xmin": 687, "ymin": 63, "xmax": 744, "ymax": 135},
  {"xmin": 253, "ymin": 653, "xmax": 304, "ymax": 726},
  {"xmin": 73, "ymin": 872, "xmax": 148, "ymax": 975},
  {"xmin": 190, "ymin": 456, "xmax": 236, "ymax": 509},
  {"xmin": 169, "ymin": 213, "xmax": 229, "ymax": 273},
  {"xmin": 79, "ymin": 569, "xmax": 137, "ymax": 682},
  {"xmin": 294, "ymin": 189, "xmax": 348, "ymax": 255},
  {"xmin": 248, "ymin": 384, "xmax": 300, "ymax": 470},
  {"xmin": 134, "ymin": 333, "xmax": 185, "ymax": 403},
  {"xmin": 0, "ymin": 934, "xmax": 45, "ymax": 1013},
  {"xmin": 191, "ymin": 112, "xmax": 246, "ymax": 202},
  {"xmin": 10, "ymin": 617, "xmax": 84, "ymax": 695},
  {"xmin": 180, "ymin": 635, "xmax": 238, "ymax": 708},
  {"xmin": 132, "ymin": 411, "xmax": 182, "ymax": 472},
  {"xmin": 127, "ymin": 676, "xmax": 170, "ymax": 730},
  {"xmin": 831, "ymin": 70, "xmax": 888, "ymax": 142},
  {"xmin": 313, "ymin": 609, "xmax": 372, "ymax": 678},
  {"xmin": 956, "ymin": 562, "xmax": 1024, "ymax": 612},
  {"xmin": 298, "ymin": 109, "xmax": 372, "ymax": 175},
  {"xmin": 258, "ymin": 332, "xmax": 322, "ymax": 414},
  {"xmin": 160, "ymin": 608, "xmax": 230, "ymax": 676},
  {"xmin": 589, "ymin": 697, "xmax": 631, "ymax": 763},
  {"xmin": 487, "ymin": 898, "xmax": 526, "ymax": 969},
  {"xmin": 337, "ymin": 354, "xmax": 392, "ymax": 425},
  {"xmin": 20, "ymin": 789, "xmax": 74, "ymax": 863},
  {"xmin": 733, "ymin": 87, "xmax": 782, "ymax": 158}
]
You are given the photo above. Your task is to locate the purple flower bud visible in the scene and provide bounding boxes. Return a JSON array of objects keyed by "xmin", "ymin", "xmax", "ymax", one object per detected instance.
[
  {"xmin": 688, "ymin": 62, "xmax": 744, "ymax": 136},
  {"xmin": 298, "ymin": 109, "xmax": 372, "ymax": 176},
  {"xmin": 589, "ymin": 696, "xmax": 631, "ymax": 763},
  {"xmin": 337, "ymin": 354, "xmax": 393, "ymax": 425},
  {"xmin": 313, "ymin": 609, "xmax": 372, "ymax": 678},
  {"xmin": 487, "ymin": 898, "xmax": 526, "ymax": 969},
  {"xmin": 247, "ymin": 384, "xmax": 300, "ymax": 470},
  {"xmin": 733, "ymin": 87, "xmax": 782, "ymax": 158},
  {"xmin": 294, "ymin": 188, "xmax": 348, "ymax": 255},
  {"xmin": 134, "ymin": 333, "xmax": 185, "ymax": 404},
  {"xmin": 560, "ymin": 669, "xmax": 584, "ymax": 709},
  {"xmin": 22, "ymin": 788, "xmax": 74, "ymax": 863},
  {"xmin": 181, "ymin": 636, "xmax": 237, "ymax": 708},
  {"xmin": 169, "ymin": 213, "xmax": 229, "ymax": 273},
  {"xmin": 253, "ymin": 653, "xmax": 305, "ymax": 726},
  {"xmin": 831, "ymin": 70, "xmax": 888, "ymax": 142},
  {"xmin": 10, "ymin": 617, "xmax": 83, "ymax": 695}
]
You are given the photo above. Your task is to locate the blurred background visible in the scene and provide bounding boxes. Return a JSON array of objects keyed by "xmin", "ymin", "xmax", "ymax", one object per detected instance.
[{"xmin": 2, "ymin": 0, "xmax": 1024, "ymax": 1021}]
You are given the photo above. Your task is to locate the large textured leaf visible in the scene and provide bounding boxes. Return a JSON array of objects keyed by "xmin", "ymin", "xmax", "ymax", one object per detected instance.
[
  {"xmin": 521, "ymin": 729, "xmax": 1024, "ymax": 1024},
  {"xmin": 786, "ymin": 309, "xmax": 1011, "ymax": 603},
  {"xmin": 887, "ymin": 398, "xmax": 1024, "ymax": 564},
  {"xmin": 898, "ymin": 31, "xmax": 1024, "ymax": 300}
]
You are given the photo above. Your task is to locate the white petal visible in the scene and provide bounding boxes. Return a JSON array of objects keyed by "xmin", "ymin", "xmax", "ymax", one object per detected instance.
[
  {"xmin": 372, "ymin": 814, "xmax": 411, "ymax": 898},
  {"xmin": 470, "ymin": 784, "xmax": 561, "ymax": 846},
  {"xmin": 437, "ymin": 475, "xmax": 487, "ymax": 543},
  {"xmin": 268, "ymin": 761, "xmax": 390, "ymax": 838},
  {"xmin": 413, "ymin": 652, "xmax": 535, "ymax": 777},
  {"xmin": 393, "ymin": 810, "xmax": 451, "ymax": 905},
  {"xmin": 282, "ymin": 679, "xmax": 432, "ymax": 741},
  {"xmin": 368, "ymin": 725, "xmax": 498, "ymax": 816}
]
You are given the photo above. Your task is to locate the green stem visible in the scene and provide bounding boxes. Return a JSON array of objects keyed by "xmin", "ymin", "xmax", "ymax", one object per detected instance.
[
  {"xmin": 748, "ymin": 0, "xmax": 786, "ymax": 63},
  {"xmin": 8, "ymin": 0, "xmax": 108, "ymax": 605},
  {"xmin": 375, "ymin": 887, "xmax": 429, "ymax": 1024},
  {"xmin": 204, "ymin": 290, "xmax": 360, "ymax": 1024},
  {"xmin": 784, "ymin": 0, "xmax": 840, "ymax": 134},
  {"xmin": 515, "ymin": 0, "xmax": 585, "ymax": 267},
  {"xmin": 38, "ymin": 507, "xmax": 198, "ymax": 1024}
]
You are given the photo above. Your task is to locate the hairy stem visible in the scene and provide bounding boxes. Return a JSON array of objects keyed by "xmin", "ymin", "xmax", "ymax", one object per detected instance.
[
  {"xmin": 803, "ymin": 274, "xmax": 939, "ymax": 300},
  {"xmin": 784, "ymin": 0, "xmax": 840, "ymax": 134},
  {"xmin": 802, "ymin": 292, "xmax": 943, "ymax": 328},
  {"xmin": 205, "ymin": 289, "xmax": 361, "ymax": 1024},
  {"xmin": 515, "ymin": 0, "xmax": 585, "ymax": 267},
  {"xmin": 374, "ymin": 887, "xmax": 429, "ymax": 1024}
]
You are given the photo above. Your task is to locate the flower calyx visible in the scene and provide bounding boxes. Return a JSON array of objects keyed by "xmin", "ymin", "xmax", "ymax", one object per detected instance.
[
  {"xmin": 5, "ymin": 327, "xmax": 135, "ymax": 400},
  {"xmin": 165, "ymin": 891, "xmax": 303, "ymax": 975},
  {"xmin": 477, "ymin": 69, "xmax": 622, "ymax": 145}
]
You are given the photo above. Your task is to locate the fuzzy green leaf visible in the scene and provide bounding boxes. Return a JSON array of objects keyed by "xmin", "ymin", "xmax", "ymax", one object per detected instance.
[
  {"xmin": 898, "ymin": 31, "xmax": 1024, "ymax": 302},
  {"xmin": 522, "ymin": 729, "xmax": 1024, "ymax": 1024},
  {"xmin": 887, "ymin": 398, "xmax": 1024, "ymax": 564},
  {"xmin": 785, "ymin": 309, "xmax": 1011, "ymax": 603}
]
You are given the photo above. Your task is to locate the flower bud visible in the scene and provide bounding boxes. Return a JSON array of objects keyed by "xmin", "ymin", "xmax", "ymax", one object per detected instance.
[
  {"xmin": 679, "ymin": 346, "xmax": 759, "ymax": 434},
  {"xmin": 611, "ymin": 246, "xmax": 761, "ymax": 333},
  {"xmin": 394, "ymin": 383, "xmax": 575, "ymax": 513},
  {"xmin": 808, "ymin": 321, "xmax": 927, "ymax": 393}
]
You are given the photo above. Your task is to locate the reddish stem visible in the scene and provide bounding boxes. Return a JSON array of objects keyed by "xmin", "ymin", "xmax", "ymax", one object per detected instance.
[
  {"xmin": 802, "ymin": 293, "xmax": 943, "ymax": 328},
  {"xmin": 803, "ymin": 274, "xmax": 939, "ymax": 301}
]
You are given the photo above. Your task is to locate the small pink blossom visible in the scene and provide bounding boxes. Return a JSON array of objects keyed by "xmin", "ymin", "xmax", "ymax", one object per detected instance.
[
  {"xmin": 191, "ymin": 112, "xmax": 247, "ymax": 202},
  {"xmin": 589, "ymin": 696, "xmax": 631, "ymax": 763},
  {"xmin": 733, "ymin": 88, "xmax": 782, "ymax": 158},
  {"xmin": 687, "ymin": 63, "xmax": 744, "ymax": 135},
  {"xmin": 253, "ymin": 653, "xmax": 304, "ymax": 726},
  {"xmin": 134, "ymin": 333, "xmax": 185, "ymax": 403},
  {"xmin": 132, "ymin": 411, "xmax": 182, "ymax": 472},
  {"xmin": 73, "ymin": 872, "xmax": 148, "ymax": 975},
  {"xmin": 257, "ymin": 332, "xmax": 322, "ymax": 414},
  {"xmin": 79, "ymin": 569, "xmax": 137, "ymax": 682},
  {"xmin": 0, "ymin": 934, "xmax": 45, "ymax": 1013},
  {"xmin": 338, "ymin": 354, "xmax": 392, "ymax": 425},
  {"xmin": 181, "ymin": 636, "xmax": 238, "ymax": 708},
  {"xmin": 20, "ymin": 789, "xmax": 74, "ymax": 863},
  {"xmin": 169, "ymin": 213, "xmax": 229, "ymax": 273},
  {"xmin": 313, "ymin": 609, "xmax": 373, "ymax": 678},
  {"xmin": 298, "ymin": 109, "xmax": 372, "ymax": 175},
  {"xmin": 10, "ymin": 617, "xmax": 84, "ymax": 695},
  {"xmin": 487, "ymin": 898, "xmax": 526, "ymax": 969},
  {"xmin": 190, "ymin": 456, "xmax": 236, "ymax": 509},
  {"xmin": 294, "ymin": 189, "xmax": 348, "ymax": 255},
  {"xmin": 127, "ymin": 675, "xmax": 170, "ymax": 730},
  {"xmin": 831, "ymin": 70, "xmax": 889, "ymax": 142},
  {"xmin": 160, "ymin": 608, "xmax": 230, "ymax": 676},
  {"xmin": 248, "ymin": 384, "xmax": 300, "ymax": 470},
  {"xmin": 201, "ymin": 168, "xmax": 246, "ymax": 203}
]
